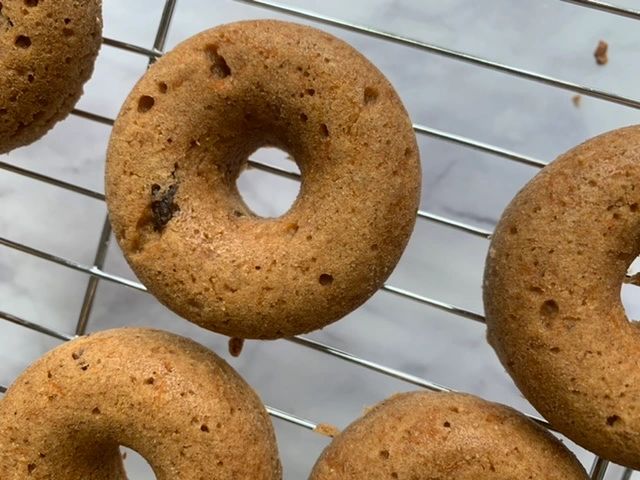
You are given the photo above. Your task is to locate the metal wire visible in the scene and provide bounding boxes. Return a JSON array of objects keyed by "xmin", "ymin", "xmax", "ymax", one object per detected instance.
[
  {"xmin": 590, "ymin": 458, "xmax": 611, "ymax": 480},
  {"xmin": 0, "ymin": 160, "xmax": 105, "ymax": 200},
  {"xmin": 74, "ymin": 0, "xmax": 179, "ymax": 338},
  {"xmin": 0, "ymin": 1, "xmax": 637, "ymax": 478},
  {"xmin": 559, "ymin": 0, "xmax": 640, "ymax": 20},
  {"xmin": 234, "ymin": 0, "xmax": 640, "ymax": 109},
  {"xmin": 0, "ymin": 311, "xmax": 73, "ymax": 342},
  {"xmin": 0, "ymin": 305, "xmax": 554, "ymax": 433},
  {"xmin": 0, "ymin": 157, "xmax": 494, "ymax": 238},
  {"xmin": 75, "ymin": 219, "xmax": 111, "ymax": 336},
  {"xmin": 0, "ymin": 233, "xmax": 485, "ymax": 324}
]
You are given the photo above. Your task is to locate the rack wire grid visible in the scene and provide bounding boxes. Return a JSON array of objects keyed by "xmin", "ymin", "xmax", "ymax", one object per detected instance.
[{"xmin": 1, "ymin": 0, "xmax": 640, "ymax": 478}]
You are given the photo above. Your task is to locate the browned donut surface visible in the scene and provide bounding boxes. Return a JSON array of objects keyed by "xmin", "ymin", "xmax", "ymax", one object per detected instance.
[
  {"xmin": 484, "ymin": 125, "xmax": 640, "ymax": 468},
  {"xmin": 309, "ymin": 391, "xmax": 588, "ymax": 479},
  {"xmin": 0, "ymin": 328, "xmax": 282, "ymax": 479},
  {"xmin": 106, "ymin": 20, "xmax": 421, "ymax": 339},
  {"xmin": 0, "ymin": 0, "xmax": 102, "ymax": 154}
]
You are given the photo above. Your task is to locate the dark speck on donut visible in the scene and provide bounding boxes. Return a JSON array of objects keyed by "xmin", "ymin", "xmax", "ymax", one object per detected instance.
[
  {"xmin": 540, "ymin": 299, "xmax": 559, "ymax": 317},
  {"xmin": 138, "ymin": 95, "xmax": 155, "ymax": 113},
  {"xmin": 14, "ymin": 34, "xmax": 31, "ymax": 48},
  {"xmin": 607, "ymin": 415, "xmax": 621, "ymax": 426},
  {"xmin": 206, "ymin": 44, "xmax": 231, "ymax": 79},
  {"xmin": 364, "ymin": 86, "xmax": 378, "ymax": 105},
  {"xmin": 151, "ymin": 184, "xmax": 180, "ymax": 232}
]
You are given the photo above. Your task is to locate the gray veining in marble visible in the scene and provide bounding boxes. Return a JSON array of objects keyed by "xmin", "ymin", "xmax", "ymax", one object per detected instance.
[{"xmin": 1, "ymin": 1, "xmax": 640, "ymax": 478}]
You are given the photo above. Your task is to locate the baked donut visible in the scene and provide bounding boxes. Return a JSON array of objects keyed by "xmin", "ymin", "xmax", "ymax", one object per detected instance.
[
  {"xmin": 0, "ymin": 328, "xmax": 282, "ymax": 479},
  {"xmin": 0, "ymin": 0, "xmax": 102, "ymax": 154},
  {"xmin": 105, "ymin": 20, "xmax": 420, "ymax": 339},
  {"xmin": 483, "ymin": 125, "xmax": 640, "ymax": 469},
  {"xmin": 309, "ymin": 391, "xmax": 588, "ymax": 479}
]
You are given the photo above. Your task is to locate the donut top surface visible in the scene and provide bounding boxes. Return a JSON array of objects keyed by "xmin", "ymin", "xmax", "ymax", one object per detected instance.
[
  {"xmin": 0, "ymin": 328, "xmax": 282, "ymax": 479},
  {"xmin": 0, "ymin": 0, "xmax": 102, "ymax": 153},
  {"xmin": 483, "ymin": 125, "xmax": 640, "ymax": 469},
  {"xmin": 309, "ymin": 391, "xmax": 588, "ymax": 479},
  {"xmin": 106, "ymin": 20, "xmax": 421, "ymax": 339}
]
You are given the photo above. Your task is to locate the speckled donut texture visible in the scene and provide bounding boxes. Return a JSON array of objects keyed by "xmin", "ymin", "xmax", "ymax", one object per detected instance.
[
  {"xmin": 105, "ymin": 20, "xmax": 421, "ymax": 339},
  {"xmin": 0, "ymin": 328, "xmax": 282, "ymax": 479},
  {"xmin": 484, "ymin": 125, "xmax": 640, "ymax": 469},
  {"xmin": 0, "ymin": 0, "xmax": 102, "ymax": 154},
  {"xmin": 309, "ymin": 391, "xmax": 588, "ymax": 479}
]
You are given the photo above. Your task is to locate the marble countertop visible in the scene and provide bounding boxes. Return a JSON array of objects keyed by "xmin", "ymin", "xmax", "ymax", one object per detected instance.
[{"xmin": 1, "ymin": 0, "xmax": 640, "ymax": 478}]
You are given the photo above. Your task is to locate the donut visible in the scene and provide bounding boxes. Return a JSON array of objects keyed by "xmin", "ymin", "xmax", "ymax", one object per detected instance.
[
  {"xmin": 483, "ymin": 125, "xmax": 640, "ymax": 468},
  {"xmin": 105, "ymin": 20, "xmax": 421, "ymax": 339},
  {"xmin": 0, "ymin": 0, "xmax": 102, "ymax": 154},
  {"xmin": 309, "ymin": 391, "xmax": 588, "ymax": 479},
  {"xmin": 0, "ymin": 328, "xmax": 282, "ymax": 479}
]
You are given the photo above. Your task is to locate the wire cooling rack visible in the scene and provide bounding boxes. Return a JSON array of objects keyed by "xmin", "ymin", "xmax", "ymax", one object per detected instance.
[{"xmin": 1, "ymin": 0, "xmax": 640, "ymax": 478}]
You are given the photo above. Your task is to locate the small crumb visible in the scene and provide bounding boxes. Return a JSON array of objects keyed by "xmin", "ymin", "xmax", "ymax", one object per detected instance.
[
  {"xmin": 314, "ymin": 423, "xmax": 341, "ymax": 438},
  {"xmin": 594, "ymin": 40, "xmax": 608, "ymax": 66},
  {"xmin": 122, "ymin": 451, "xmax": 127, "ymax": 460},
  {"xmin": 228, "ymin": 337, "xmax": 244, "ymax": 357},
  {"xmin": 572, "ymin": 95, "xmax": 582, "ymax": 107}
]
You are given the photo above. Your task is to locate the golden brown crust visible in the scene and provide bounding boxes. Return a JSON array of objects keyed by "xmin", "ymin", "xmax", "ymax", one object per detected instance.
[
  {"xmin": 483, "ymin": 125, "xmax": 640, "ymax": 468},
  {"xmin": 105, "ymin": 20, "xmax": 421, "ymax": 339},
  {"xmin": 0, "ymin": 0, "xmax": 102, "ymax": 154},
  {"xmin": 0, "ymin": 328, "xmax": 282, "ymax": 479},
  {"xmin": 309, "ymin": 391, "xmax": 588, "ymax": 479}
]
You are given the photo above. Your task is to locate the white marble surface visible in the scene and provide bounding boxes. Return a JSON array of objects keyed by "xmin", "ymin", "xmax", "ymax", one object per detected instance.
[{"xmin": 1, "ymin": 0, "xmax": 640, "ymax": 478}]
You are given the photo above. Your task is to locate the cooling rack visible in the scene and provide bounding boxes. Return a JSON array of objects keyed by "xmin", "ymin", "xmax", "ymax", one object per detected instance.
[{"xmin": 1, "ymin": 0, "xmax": 640, "ymax": 478}]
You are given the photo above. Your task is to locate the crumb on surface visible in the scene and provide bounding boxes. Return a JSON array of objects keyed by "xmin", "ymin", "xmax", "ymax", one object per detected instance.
[
  {"xmin": 314, "ymin": 423, "xmax": 341, "ymax": 438},
  {"xmin": 572, "ymin": 95, "xmax": 582, "ymax": 107},
  {"xmin": 594, "ymin": 40, "xmax": 608, "ymax": 65}
]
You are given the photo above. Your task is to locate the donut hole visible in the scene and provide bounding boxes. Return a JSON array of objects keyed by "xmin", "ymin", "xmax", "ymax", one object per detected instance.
[
  {"xmin": 236, "ymin": 147, "xmax": 300, "ymax": 218},
  {"xmin": 121, "ymin": 448, "xmax": 156, "ymax": 479},
  {"xmin": 621, "ymin": 256, "xmax": 640, "ymax": 321}
]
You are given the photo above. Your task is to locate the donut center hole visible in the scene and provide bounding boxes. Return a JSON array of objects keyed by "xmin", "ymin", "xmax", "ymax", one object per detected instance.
[
  {"xmin": 121, "ymin": 447, "xmax": 156, "ymax": 479},
  {"xmin": 621, "ymin": 256, "xmax": 640, "ymax": 322},
  {"xmin": 237, "ymin": 147, "xmax": 300, "ymax": 218}
]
